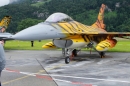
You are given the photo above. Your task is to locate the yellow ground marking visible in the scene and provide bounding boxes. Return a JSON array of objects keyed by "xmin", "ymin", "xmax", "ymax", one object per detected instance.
[
  {"xmin": 2, "ymin": 76, "xmax": 30, "ymax": 85},
  {"xmin": 2, "ymin": 61, "xmax": 75, "ymax": 85},
  {"xmin": 2, "ymin": 69, "xmax": 45, "ymax": 85},
  {"xmin": 39, "ymin": 70, "xmax": 45, "ymax": 72}
]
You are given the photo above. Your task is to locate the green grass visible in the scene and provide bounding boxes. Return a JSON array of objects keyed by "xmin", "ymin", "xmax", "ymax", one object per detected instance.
[
  {"xmin": 4, "ymin": 40, "xmax": 51, "ymax": 50},
  {"xmin": 108, "ymin": 40, "xmax": 130, "ymax": 52},
  {"xmin": 4, "ymin": 39, "xmax": 130, "ymax": 52}
]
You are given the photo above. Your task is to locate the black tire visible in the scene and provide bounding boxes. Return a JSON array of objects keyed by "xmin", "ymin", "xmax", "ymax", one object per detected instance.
[
  {"xmin": 100, "ymin": 52, "xmax": 105, "ymax": 58},
  {"xmin": 65, "ymin": 56, "xmax": 70, "ymax": 64},
  {"xmin": 72, "ymin": 49, "xmax": 77, "ymax": 57}
]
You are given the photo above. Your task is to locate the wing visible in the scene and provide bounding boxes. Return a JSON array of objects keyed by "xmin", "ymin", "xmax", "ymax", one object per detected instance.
[
  {"xmin": 60, "ymin": 32, "xmax": 130, "ymax": 34},
  {"xmin": 59, "ymin": 32, "xmax": 130, "ymax": 38}
]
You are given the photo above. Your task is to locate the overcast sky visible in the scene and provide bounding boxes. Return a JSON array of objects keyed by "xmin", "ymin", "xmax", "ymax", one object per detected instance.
[{"xmin": 0, "ymin": 0, "xmax": 10, "ymax": 7}]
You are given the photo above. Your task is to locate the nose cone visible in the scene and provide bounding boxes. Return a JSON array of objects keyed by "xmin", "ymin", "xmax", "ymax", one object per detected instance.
[{"xmin": 12, "ymin": 23, "xmax": 63, "ymax": 41}]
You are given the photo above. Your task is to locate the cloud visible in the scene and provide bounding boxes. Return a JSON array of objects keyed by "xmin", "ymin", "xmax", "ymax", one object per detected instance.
[{"xmin": 0, "ymin": 0, "xmax": 10, "ymax": 7}]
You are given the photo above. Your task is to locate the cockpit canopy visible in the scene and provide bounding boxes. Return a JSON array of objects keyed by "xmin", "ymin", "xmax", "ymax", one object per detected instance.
[{"xmin": 45, "ymin": 12, "xmax": 74, "ymax": 23}]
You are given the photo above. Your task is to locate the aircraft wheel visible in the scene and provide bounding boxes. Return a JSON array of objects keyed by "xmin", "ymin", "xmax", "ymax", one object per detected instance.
[
  {"xmin": 72, "ymin": 49, "xmax": 77, "ymax": 57},
  {"xmin": 65, "ymin": 56, "xmax": 70, "ymax": 64},
  {"xmin": 100, "ymin": 52, "xmax": 105, "ymax": 58}
]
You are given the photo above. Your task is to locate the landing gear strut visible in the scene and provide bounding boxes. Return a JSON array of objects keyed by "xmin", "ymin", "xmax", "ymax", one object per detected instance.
[{"xmin": 62, "ymin": 48, "xmax": 67, "ymax": 56}]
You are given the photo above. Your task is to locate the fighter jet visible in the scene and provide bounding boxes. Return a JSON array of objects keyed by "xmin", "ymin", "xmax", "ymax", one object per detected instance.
[
  {"xmin": 0, "ymin": 16, "xmax": 11, "ymax": 30},
  {"xmin": 12, "ymin": 4, "xmax": 130, "ymax": 64}
]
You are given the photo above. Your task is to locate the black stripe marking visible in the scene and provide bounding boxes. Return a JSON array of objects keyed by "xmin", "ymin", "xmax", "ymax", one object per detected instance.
[
  {"xmin": 69, "ymin": 22, "xmax": 77, "ymax": 32},
  {"xmin": 57, "ymin": 23, "xmax": 72, "ymax": 35},
  {"xmin": 82, "ymin": 35, "xmax": 87, "ymax": 42},
  {"xmin": 64, "ymin": 24, "xmax": 75, "ymax": 35}
]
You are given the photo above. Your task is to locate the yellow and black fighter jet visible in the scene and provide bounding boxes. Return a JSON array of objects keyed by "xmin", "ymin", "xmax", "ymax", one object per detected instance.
[
  {"xmin": 0, "ymin": 16, "xmax": 11, "ymax": 32},
  {"xmin": 0, "ymin": 16, "xmax": 13, "ymax": 40},
  {"xmin": 12, "ymin": 4, "xmax": 130, "ymax": 64}
]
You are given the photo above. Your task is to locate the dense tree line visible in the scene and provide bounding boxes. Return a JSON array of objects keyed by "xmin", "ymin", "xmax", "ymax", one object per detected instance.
[{"xmin": 0, "ymin": 0, "xmax": 129, "ymax": 33}]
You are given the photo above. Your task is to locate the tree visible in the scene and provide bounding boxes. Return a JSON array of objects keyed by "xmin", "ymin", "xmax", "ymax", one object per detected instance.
[{"xmin": 17, "ymin": 18, "xmax": 43, "ymax": 32}]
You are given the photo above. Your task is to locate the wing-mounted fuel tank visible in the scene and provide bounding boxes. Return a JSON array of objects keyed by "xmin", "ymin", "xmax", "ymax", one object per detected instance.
[
  {"xmin": 96, "ymin": 39, "xmax": 117, "ymax": 52},
  {"xmin": 42, "ymin": 42, "xmax": 57, "ymax": 49},
  {"xmin": 53, "ymin": 38, "xmax": 88, "ymax": 48}
]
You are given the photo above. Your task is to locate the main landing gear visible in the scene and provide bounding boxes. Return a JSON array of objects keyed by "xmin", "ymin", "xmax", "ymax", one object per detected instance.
[
  {"xmin": 86, "ymin": 42, "xmax": 106, "ymax": 58},
  {"xmin": 100, "ymin": 52, "xmax": 105, "ymax": 58},
  {"xmin": 62, "ymin": 48, "xmax": 79, "ymax": 64}
]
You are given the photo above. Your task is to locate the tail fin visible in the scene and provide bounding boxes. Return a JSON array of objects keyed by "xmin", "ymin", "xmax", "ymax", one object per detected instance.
[
  {"xmin": 92, "ymin": 4, "xmax": 106, "ymax": 29},
  {"xmin": 0, "ymin": 16, "xmax": 12, "ymax": 30}
]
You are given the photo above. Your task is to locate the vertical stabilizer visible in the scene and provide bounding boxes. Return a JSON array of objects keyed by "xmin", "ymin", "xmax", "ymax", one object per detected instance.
[
  {"xmin": 0, "ymin": 16, "xmax": 12, "ymax": 30},
  {"xmin": 92, "ymin": 4, "xmax": 106, "ymax": 29}
]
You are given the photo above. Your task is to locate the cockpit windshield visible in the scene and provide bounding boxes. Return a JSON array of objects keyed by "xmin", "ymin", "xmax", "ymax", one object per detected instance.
[{"xmin": 45, "ymin": 12, "xmax": 73, "ymax": 23}]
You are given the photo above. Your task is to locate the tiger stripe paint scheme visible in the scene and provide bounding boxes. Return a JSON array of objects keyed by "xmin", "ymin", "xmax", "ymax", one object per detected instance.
[
  {"xmin": 12, "ymin": 4, "xmax": 130, "ymax": 52},
  {"xmin": 41, "ymin": 4, "xmax": 130, "ymax": 51},
  {"xmin": 0, "ymin": 16, "xmax": 12, "ymax": 30},
  {"xmin": 42, "ymin": 42, "xmax": 57, "ymax": 49},
  {"xmin": 42, "ymin": 20, "xmax": 130, "ymax": 51}
]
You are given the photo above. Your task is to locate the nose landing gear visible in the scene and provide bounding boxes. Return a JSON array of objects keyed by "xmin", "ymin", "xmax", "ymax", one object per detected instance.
[
  {"xmin": 63, "ymin": 48, "xmax": 78, "ymax": 64},
  {"xmin": 65, "ymin": 56, "xmax": 70, "ymax": 64}
]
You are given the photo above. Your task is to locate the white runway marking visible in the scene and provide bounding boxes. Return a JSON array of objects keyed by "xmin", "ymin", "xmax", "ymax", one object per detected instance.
[
  {"xmin": 71, "ymin": 61, "xmax": 92, "ymax": 67},
  {"xmin": 54, "ymin": 78, "xmax": 97, "ymax": 86},
  {"xmin": 97, "ymin": 60, "xmax": 110, "ymax": 64},
  {"xmin": 3, "ymin": 69, "xmax": 130, "ymax": 84},
  {"xmin": 50, "ymin": 74, "xmax": 130, "ymax": 83}
]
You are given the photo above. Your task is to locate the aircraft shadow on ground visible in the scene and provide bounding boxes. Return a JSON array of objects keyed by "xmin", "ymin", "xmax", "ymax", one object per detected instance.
[{"xmin": 42, "ymin": 53, "xmax": 113, "ymax": 64}]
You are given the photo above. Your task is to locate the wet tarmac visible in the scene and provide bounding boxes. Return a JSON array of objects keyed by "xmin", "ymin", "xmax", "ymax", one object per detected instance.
[{"xmin": 1, "ymin": 50, "xmax": 130, "ymax": 86}]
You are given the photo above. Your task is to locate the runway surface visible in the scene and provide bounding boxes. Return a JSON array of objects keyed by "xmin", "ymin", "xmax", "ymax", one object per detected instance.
[{"xmin": 1, "ymin": 50, "xmax": 130, "ymax": 86}]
